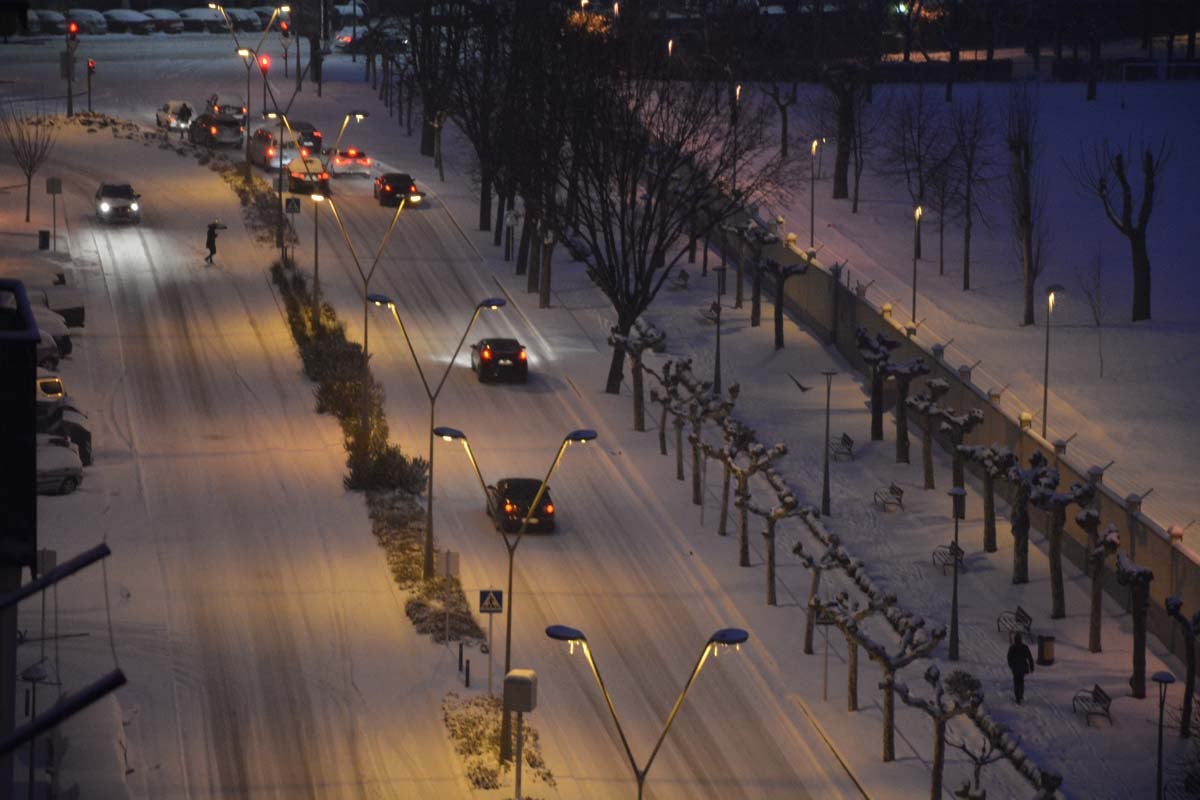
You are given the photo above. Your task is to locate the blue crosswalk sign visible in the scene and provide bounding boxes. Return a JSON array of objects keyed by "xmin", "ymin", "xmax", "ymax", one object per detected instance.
[{"xmin": 479, "ymin": 590, "xmax": 503, "ymax": 614}]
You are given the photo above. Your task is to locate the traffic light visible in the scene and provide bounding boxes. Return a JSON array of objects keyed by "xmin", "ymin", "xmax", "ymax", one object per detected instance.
[
  {"xmin": 279, "ymin": 20, "xmax": 290, "ymax": 39},
  {"xmin": 87, "ymin": 59, "xmax": 96, "ymax": 76},
  {"xmin": 258, "ymin": 54, "xmax": 271, "ymax": 75},
  {"xmin": 67, "ymin": 21, "xmax": 79, "ymax": 41}
]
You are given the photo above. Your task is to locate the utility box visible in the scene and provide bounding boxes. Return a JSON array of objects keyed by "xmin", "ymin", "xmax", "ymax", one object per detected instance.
[
  {"xmin": 0, "ymin": 279, "xmax": 40, "ymax": 569},
  {"xmin": 504, "ymin": 669, "xmax": 537, "ymax": 713}
]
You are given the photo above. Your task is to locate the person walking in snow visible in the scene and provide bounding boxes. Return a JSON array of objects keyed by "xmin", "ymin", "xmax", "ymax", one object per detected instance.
[
  {"xmin": 1007, "ymin": 633, "xmax": 1036, "ymax": 704},
  {"xmin": 204, "ymin": 219, "xmax": 225, "ymax": 264}
]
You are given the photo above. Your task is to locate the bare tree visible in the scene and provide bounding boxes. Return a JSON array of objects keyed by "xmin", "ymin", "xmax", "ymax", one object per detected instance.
[
  {"xmin": 824, "ymin": 64, "xmax": 867, "ymax": 201},
  {"xmin": 849, "ymin": 85, "xmax": 885, "ymax": 214},
  {"xmin": 0, "ymin": 105, "xmax": 57, "ymax": 223},
  {"xmin": 880, "ymin": 85, "xmax": 944, "ymax": 256},
  {"xmin": 947, "ymin": 724, "xmax": 1008, "ymax": 799},
  {"xmin": 1166, "ymin": 595, "xmax": 1200, "ymax": 738},
  {"xmin": 951, "ymin": 93, "xmax": 992, "ymax": 291},
  {"xmin": 894, "ymin": 666, "xmax": 984, "ymax": 800},
  {"xmin": 1071, "ymin": 137, "xmax": 1171, "ymax": 321},
  {"xmin": 924, "ymin": 142, "xmax": 960, "ymax": 276},
  {"xmin": 1078, "ymin": 510, "xmax": 1120, "ymax": 654},
  {"xmin": 1006, "ymin": 85, "xmax": 1048, "ymax": 324},
  {"xmin": 1076, "ymin": 249, "xmax": 1106, "ymax": 376}
]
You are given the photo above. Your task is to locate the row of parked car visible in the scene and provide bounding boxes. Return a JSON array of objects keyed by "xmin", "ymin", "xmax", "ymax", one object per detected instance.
[
  {"xmin": 25, "ymin": 6, "xmax": 287, "ymax": 36},
  {"xmin": 1, "ymin": 260, "xmax": 92, "ymax": 497}
]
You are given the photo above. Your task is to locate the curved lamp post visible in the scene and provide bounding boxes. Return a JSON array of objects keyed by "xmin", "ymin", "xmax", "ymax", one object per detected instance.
[
  {"xmin": 437, "ymin": 427, "xmax": 597, "ymax": 762},
  {"xmin": 1042, "ymin": 283, "xmax": 1065, "ymax": 439},
  {"xmin": 368, "ymin": 294, "xmax": 506, "ymax": 581},
  {"xmin": 1153, "ymin": 670, "xmax": 1175, "ymax": 800},
  {"xmin": 331, "ymin": 109, "xmax": 369, "ymax": 156},
  {"xmin": 546, "ymin": 624, "xmax": 749, "ymax": 800}
]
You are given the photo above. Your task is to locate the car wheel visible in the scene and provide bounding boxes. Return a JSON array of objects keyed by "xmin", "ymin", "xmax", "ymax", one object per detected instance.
[
  {"xmin": 59, "ymin": 476, "xmax": 79, "ymax": 495},
  {"xmin": 477, "ymin": 369, "xmax": 487, "ymax": 383}
]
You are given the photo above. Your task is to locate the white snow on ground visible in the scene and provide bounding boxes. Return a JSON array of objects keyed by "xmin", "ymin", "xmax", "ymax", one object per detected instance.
[{"xmin": 0, "ymin": 32, "xmax": 1195, "ymax": 800}]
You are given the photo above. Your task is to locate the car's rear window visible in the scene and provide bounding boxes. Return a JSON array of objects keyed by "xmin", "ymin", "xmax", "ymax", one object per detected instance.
[
  {"xmin": 485, "ymin": 339, "xmax": 521, "ymax": 351},
  {"xmin": 502, "ymin": 479, "xmax": 547, "ymax": 500}
]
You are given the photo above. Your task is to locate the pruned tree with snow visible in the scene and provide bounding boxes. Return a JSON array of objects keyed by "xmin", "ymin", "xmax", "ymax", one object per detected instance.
[
  {"xmin": 1116, "ymin": 552, "xmax": 1154, "ymax": 698},
  {"xmin": 729, "ymin": 441, "xmax": 789, "ymax": 568},
  {"xmin": 695, "ymin": 418, "xmax": 757, "ymax": 540},
  {"xmin": 683, "ymin": 381, "xmax": 741, "ymax": 505},
  {"xmin": 1166, "ymin": 595, "xmax": 1200, "ymax": 738},
  {"xmin": 948, "ymin": 723, "xmax": 1008, "ymax": 800},
  {"xmin": 746, "ymin": 229, "xmax": 783, "ymax": 327},
  {"xmin": 960, "ymin": 445, "xmax": 1017, "ymax": 553},
  {"xmin": 856, "ymin": 327, "xmax": 902, "ymax": 442},
  {"xmin": 744, "ymin": 465, "xmax": 799, "ymax": 605},
  {"xmin": 729, "ymin": 221, "xmax": 777, "ymax": 313},
  {"xmin": 963, "ymin": 703, "xmax": 1063, "ymax": 798},
  {"xmin": 647, "ymin": 359, "xmax": 689, "ymax": 456},
  {"xmin": 889, "ymin": 358, "xmax": 931, "ymax": 464},
  {"xmin": 0, "ymin": 105, "xmax": 57, "ymax": 223},
  {"xmin": 871, "ymin": 615, "xmax": 947, "ymax": 763},
  {"xmin": 940, "ymin": 407, "xmax": 986, "ymax": 500},
  {"xmin": 1070, "ymin": 137, "xmax": 1172, "ymax": 321},
  {"xmin": 1078, "ymin": 509, "xmax": 1121, "ymax": 653},
  {"xmin": 759, "ymin": 257, "xmax": 809, "ymax": 350},
  {"xmin": 950, "ymin": 93, "xmax": 993, "ymax": 291},
  {"xmin": 815, "ymin": 589, "xmax": 896, "ymax": 712},
  {"xmin": 894, "ymin": 666, "xmax": 984, "ymax": 800},
  {"xmin": 795, "ymin": 536, "xmax": 844, "ymax": 656},
  {"xmin": 1032, "ymin": 477, "xmax": 1096, "ymax": 619},
  {"xmin": 609, "ymin": 319, "xmax": 666, "ymax": 432},
  {"xmin": 1007, "ymin": 451, "xmax": 1056, "ymax": 585},
  {"xmin": 1006, "ymin": 84, "xmax": 1049, "ymax": 326},
  {"xmin": 908, "ymin": 379, "xmax": 951, "ymax": 490}
]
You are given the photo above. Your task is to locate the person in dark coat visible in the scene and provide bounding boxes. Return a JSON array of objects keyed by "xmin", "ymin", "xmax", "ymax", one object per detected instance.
[
  {"xmin": 177, "ymin": 102, "xmax": 192, "ymax": 140},
  {"xmin": 1007, "ymin": 633, "xmax": 1036, "ymax": 704},
  {"xmin": 204, "ymin": 219, "xmax": 223, "ymax": 264}
]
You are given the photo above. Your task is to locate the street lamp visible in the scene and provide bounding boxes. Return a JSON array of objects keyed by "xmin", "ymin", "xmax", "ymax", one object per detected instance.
[
  {"xmin": 236, "ymin": 47, "xmax": 255, "ymax": 175},
  {"xmin": 911, "ymin": 205, "xmax": 923, "ymax": 326},
  {"xmin": 546, "ymin": 624, "xmax": 749, "ymax": 800},
  {"xmin": 331, "ymin": 110, "xmax": 369, "ymax": 156},
  {"xmin": 310, "ymin": 192, "xmax": 325, "ymax": 322},
  {"xmin": 809, "ymin": 138, "xmax": 820, "ymax": 248},
  {"xmin": 1042, "ymin": 283, "xmax": 1065, "ymax": 439},
  {"xmin": 367, "ymin": 293, "xmax": 506, "ymax": 582},
  {"xmin": 948, "ymin": 486, "xmax": 966, "ymax": 661},
  {"xmin": 731, "ymin": 84, "xmax": 741, "ymax": 205},
  {"xmin": 437, "ymin": 427, "xmax": 598, "ymax": 763},
  {"xmin": 1153, "ymin": 670, "xmax": 1176, "ymax": 800}
]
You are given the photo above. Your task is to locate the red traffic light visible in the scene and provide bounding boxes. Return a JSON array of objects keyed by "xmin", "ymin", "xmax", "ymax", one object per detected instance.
[
  {"xmin": 67, "ymin": 21, "xmax": 79, "ymax": 39},
  {"xmin": 279, "ymin": 20, "xmax": 289, "ymax": 36},
  {"xmin": 258, "ymin": 54, "xmax": 271, "ymax": 73},
  {"xmin": 87, "ymin": 58, "xmax": 96, "ymax": 74}
]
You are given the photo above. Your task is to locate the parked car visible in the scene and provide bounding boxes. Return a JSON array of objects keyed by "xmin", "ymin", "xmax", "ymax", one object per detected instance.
[
  {"xmin": 37, "ymin": 330, "xmax": 60, "ymax": 371},
  {"xmin": 189, "ymin": 113, "xmax": 243, "ymax": 148},
  {"xmin": 287, "ymin": 157, "xmax": 330, "ymax": 195},
  {"xmin": 225, "ymin": 7, "xmax": 262, "ymax": 31},
  {"xmin": 373, "ymin": 172, "xmax": 424, "ymax": 206},
  {"xmin": 142, "ymin": 8, "xmax": 185, "ymax": 33},
  {"xmin": 0, "ymin": 258, "xmax": 66, "ymax": 287},
  {"xmin": 326, "ymin": 147, "xmax": 372, "ymax": 178},
  {"xmin": 288, "ymin": 120, "xmax": 322, "ymax": 152},
  {"xmin": 248, "ymin": 127, "xmax": 300, "ymax": 169},
  {"xmin": 206, "ymin": 94, "xmax": 246, "ymax": 124},
  {"xmin": 95, "ymin": 182, "xmax": 142, "ymax": 224},
  {"xmin": 22, "ymin": 8, "xmax": 42, "ymax": 34},
  {"xmin": 155, "ymin": 100, "xmax": 196, "ymax": 130},
  {"xmin": 250, "ymin": 5, "xmax": 288, "ymax": 28},
  {"xmin": 36, "ymin": 401, "xmax": 92, "ymax": 466},
  {"xmin": 37, "ymin": 443, "xmax": 83, "ymax": 495},
  {"xmin": 66, "ymin": 9, "xmax": 108, "ymax": 34},
  {"xmin": 178, "ymin": 7, "xmax": 226, "ymax": 32},
  {"xmin": 102, "ymin": 9, "xmax": 155, "ymax": 34},
  {"xmin": 34, "ymin": 9, "xmax": 67, "ymax": 34},
  {"xmin": 486, "ymin": 478, "xmax": 555, "ymax": 533},
  {"xmin": 32, "ymin": 307, "xmax": 72, "ymax": 357},
  {"xmin": 470, "ymin": 338, "xmax": 528, "ymax": 383},
  {"xmin": 36, "ymin": 368, "xmax": 66, "ymax": 402},
  {"xmin": 23, "ymin": 286, "xmax": 85, "ymax": 328}
]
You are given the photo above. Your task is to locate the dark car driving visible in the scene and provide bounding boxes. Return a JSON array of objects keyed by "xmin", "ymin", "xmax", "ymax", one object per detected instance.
[
  {"xmin": 470, "ymin": 338, "xmax": 527, "ymax": 383},
  {"xmin": 189, "ymin": 113, "xmax": 243, "ymax": 148},
  {"xmin": 486, "ymin": 478, "xmax": 555, "ymax": 533},
  {"xmin": 288, "ymin": 120, "xmax": 322, "ymax": 152},
  {"xmin": 373, "ymin": 172, "xmax": 425, "ymax": 207}
]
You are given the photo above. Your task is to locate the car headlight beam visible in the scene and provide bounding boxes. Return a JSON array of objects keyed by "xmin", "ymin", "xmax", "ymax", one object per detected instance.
[
  {"xmin": 99, "ymin": 202, "xmax": 111, "ymax": 213},
  {"xmin": 130, "ymin": 202, "xmax": 139, "ymax": 212}
]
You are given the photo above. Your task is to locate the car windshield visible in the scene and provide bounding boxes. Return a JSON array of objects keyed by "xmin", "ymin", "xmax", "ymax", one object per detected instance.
[
  {"xmin": 501, "ymin": 479, "xmax": 548, "ymax": 502},
  {"xmin": 483, "ymin": 338, "xmax": 521, "ymax": 351},
  {"xmin": 100, "ymin": 184, "xmax": 136, "ymax": 198}
]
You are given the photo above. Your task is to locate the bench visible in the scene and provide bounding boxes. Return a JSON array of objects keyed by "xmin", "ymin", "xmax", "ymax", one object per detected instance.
[
  {"xmin": 828, "ymin": 432, "xmax": 854, "ymax": 461},
  {"xmin": 874, "ymin": 483, "xmax": 904, "ymax": 511},
  {"xmin": 997, "ymin": 605, "xmax": 1033, "ymax": 638},
  {"xmin": 1072, "ymin": 684, "xmax": 1113, "ymax": 724},
  {"xmin": 932, "ymin": 542, "xmax": 965, "ymax": 575},
  {"xmin": 669, "ymin": 268, "xmax": 690, "ymax": 291}
]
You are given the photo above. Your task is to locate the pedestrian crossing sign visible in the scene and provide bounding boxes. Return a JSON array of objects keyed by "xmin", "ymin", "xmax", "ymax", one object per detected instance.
[{"xmin": 479, "ymin": 590, "xmax": 503, "ymax": 614}]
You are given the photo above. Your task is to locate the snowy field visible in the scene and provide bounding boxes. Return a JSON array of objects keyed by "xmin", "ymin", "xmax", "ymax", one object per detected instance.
[{"xmin": 0, "ymin": 31, "xmax": 1196, "ymax": 800}]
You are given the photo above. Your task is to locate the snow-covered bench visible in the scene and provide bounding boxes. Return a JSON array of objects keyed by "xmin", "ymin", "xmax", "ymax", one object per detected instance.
[
  {"xmin": 669, "ymin": 268, "xmax": 689, "ymax": 291},
  {"xmin": 874, "ymin": 483, "xmax": 904, "ymax": 511},
  {"xmin": 932, "ymin": 542, "xmax": 965, "ymax": 575},
  {"xmin": 997, "ymin": 605, "xmax": 1032, "ymax": 639},
  {"xmin": 1072, "ymin": 684, "xmax": 1113, "ymax": 725},
  {"xmin": 828, "ymin": 432, "xmax": 854, "ymax": 461}
]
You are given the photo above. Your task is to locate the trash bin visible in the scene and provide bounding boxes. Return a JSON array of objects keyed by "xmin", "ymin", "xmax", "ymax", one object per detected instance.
[
  {"xmin": 38, "ymin": 230, "xmax": 50, "ymax": 250},
  {"xmin": 1037, "ymin": 634, "xmax": 1055, "ymax": 666}
]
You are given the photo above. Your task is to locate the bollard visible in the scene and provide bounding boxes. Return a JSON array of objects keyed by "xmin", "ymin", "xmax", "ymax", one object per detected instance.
[
  {"xmin": 458, "ymin": 641, "xmax": 463, "ymax": 672},
  {"xmin": 465, "ymin": 659, "xmax": 470, "ymax": 688},
  {"xmin": 932, "ymin": 343, "xmax": 946, "ymax": 360}
]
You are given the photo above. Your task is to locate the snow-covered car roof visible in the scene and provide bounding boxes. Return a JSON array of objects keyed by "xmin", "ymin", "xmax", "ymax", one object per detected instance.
[
  {"xmin": 0, "ymin": 259, "xmax": 65, "ymax": 288},
  {"xmin": 143, "ymin": 8, "xmax": 184, "ymax": 19},
  {"xmin": 35, "ymin": 9, "xmax": 65, "ymax": 21},
  {"xmin": 68, "ymin": 9, "xmax": 106, "ymax": 21},
  {"xmin": 103, "ymin": 9, "xmax": 153, "ymax": 22},
  {"xmin": 288, "ymin": 157, "xmax": 327, "ymax": 174},
  {"xmin": 37, "ymin": 443, "xmax": 82, "ymax": 471},
  {"xmin": 178, "ymin": 8, "xmax": 223, "ymax": 21}
]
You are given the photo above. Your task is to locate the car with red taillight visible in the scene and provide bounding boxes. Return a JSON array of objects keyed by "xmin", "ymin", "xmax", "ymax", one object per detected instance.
[
  {"xmin": 374, "ymin": 172, "xmax": 424, "ymax": 206},
  {"xmin": 486, "ymin": 478, "xmax": 555, "ymax": 533},
  {"xmin": 326, "ymin": 147, "xmax": 372, "ymax": 178},
  {"xmin": 470, "ymin": 338, "xmax": 528, "ymax": 383},
  {"xmin": 287, "ymin": 157, "xmax": 331, "ymax": 195},
  {"xmin": 248, "ymin": 127, "xmax": 301, "ymax": 170},
  {"xmin": 188, "ymin": 113, "xmax": 243, "ymax": 147}
]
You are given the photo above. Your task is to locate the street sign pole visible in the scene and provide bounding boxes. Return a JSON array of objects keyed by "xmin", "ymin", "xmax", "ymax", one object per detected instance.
[
  {"xmin": 488, "ymin": 615, "xmax": 494, "ymax": 696},
  {"xmin": 478, "ymin": 590, "xmax": 503, "ymax": 696}
]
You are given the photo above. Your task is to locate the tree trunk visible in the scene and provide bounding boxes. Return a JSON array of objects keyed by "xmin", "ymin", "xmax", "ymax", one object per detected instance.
[
  {"xmin": 922, "ymin": 418, "xmax": 935, "ymax": 490},
  {"xmin": 882, "ymin": 672, "xmax": 896, "ymax": 762},
  {"xmin": 870, "ymin": 367, "xmax": 884, "ymax": 441},
  {"xmin": 691, "ymin": 425, "xmax": 702, "ymax": 505},
  {"xmin": 605, "ymin": 332, "xmax": 628, "ymax": 394},
  {"xmin": 737, "ymin": 473, "xmax": 751, "ymax": 567},
  {"xmin": 1130, "ymin": 583, "xmax": 1149, "ymax": 698},
  {"xmin": 1012, "ymin": 501, "xmax": 1031, "ymax": 584},
  {"xmin": 24, "ymin": 176, "xmax": 32, "ymax": 223},
  {"xmin": 982, "ymin": 472, "xmax": 997, "ymax": 552},
  {"xmin": 751, "ymin": 267, "xmax": 763, "ymax": 327},
  {"xmin": 632, "ymin": 353, "xmax": 645, "ymax": 432},
  {"xmin": 931, "ymin": 718, "xmax": 947, "ymax": 800},
  {"xmin": 938, "ymin": 215, "xmax": 945, "ymax": 276},
  {"xmin": 952, "ymin": 439, "xmax": 965, "ymax": 491},
  {"xmin": 493, "ymin": 190, "xmax": 506, "ymax": 247},
  {"xmin": 674, "ymin": 417, "xmax": 685, "ymax": 480},
  {"xmin": 1049, "ymin": 506, "xmax": 1067, "ymax": 619},
  {"xmin": 833, "ymin": 94, "xmax": 852, "ymax": 199},
  {"xmin": 735, "ymin": 239, "xmax": 746, "ymax": 309},
  {"xmin": 847, "ymin": 637, "xmax": 859, "ymax": 711},
  {"xmin": 779, "ymin": 100, "xmax": 790, "ymax": 157},
  {"xmin": 962, "ymin": 190, "xmax": 974, "ymax": 291},
  {"xmin": 895, "ymin": 384, "xmax": 910, "ymax": 464},
  {"xmin": 1089, "ymin": 556, "xmax": 1104, "ymax": 653},
  {"xmin": 538, "ymin": 238, "xmax": 553, "ymax": 309},
  {"xmin": 1130, "ymin": 230, "xmax": 1152, "ymax": 321},
  {"xmin": 718, "ymin": 461, "xmax": 731, "ymax": 536},
  {"xmin": 1181, "ymin": 632, "xmax": 1195, "ymax": 737},
  {"xmin": 526, "ymin": 227, "xmax": 542, "ymax": 294},
  {"xmin": 479, "ymin": 167, "xmax": 493, "ymax": 231},
  {"xmin": 774, "ymin": 280, "xmax": 785, "ymax": 350},
  {"xmin": 515, "ymin": 214, "xmax": 531, "ymax": 275},
  {"xmin": 765, "ymin": 518, "xmax": 777, "ymax": 606},
  {"xmin": 420, "ymin": 108, "xmax": 436, "ymax": 157},
  {"xmin": 804, "ymin": 569, "xmax": 823, "ymax": 654}
]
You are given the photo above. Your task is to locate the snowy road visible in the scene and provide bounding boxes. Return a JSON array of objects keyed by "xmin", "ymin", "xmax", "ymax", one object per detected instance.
[{"xmin": 2, "ymin": 36, "xmax": 859, "ymax": 799}]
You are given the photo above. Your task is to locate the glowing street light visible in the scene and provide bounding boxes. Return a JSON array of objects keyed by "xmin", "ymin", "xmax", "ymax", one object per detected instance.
[
  {"xmin": 1042, "ymin": 283, "xmax": 1065, "ymax": 438},
  {"xmin": 810, "ymin": 138, "xmax": 819, "ymax": 248},
  {"xmin": 545, "ymin": 624, "xmax": 749, "ymax": 800},
  {"xmin": 331, "ymin": 110, "xmax": 369, "ymax": 155},
  {"xmin": 911, "ymin": 205, "xmax": 923, "ymax": 327}
]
